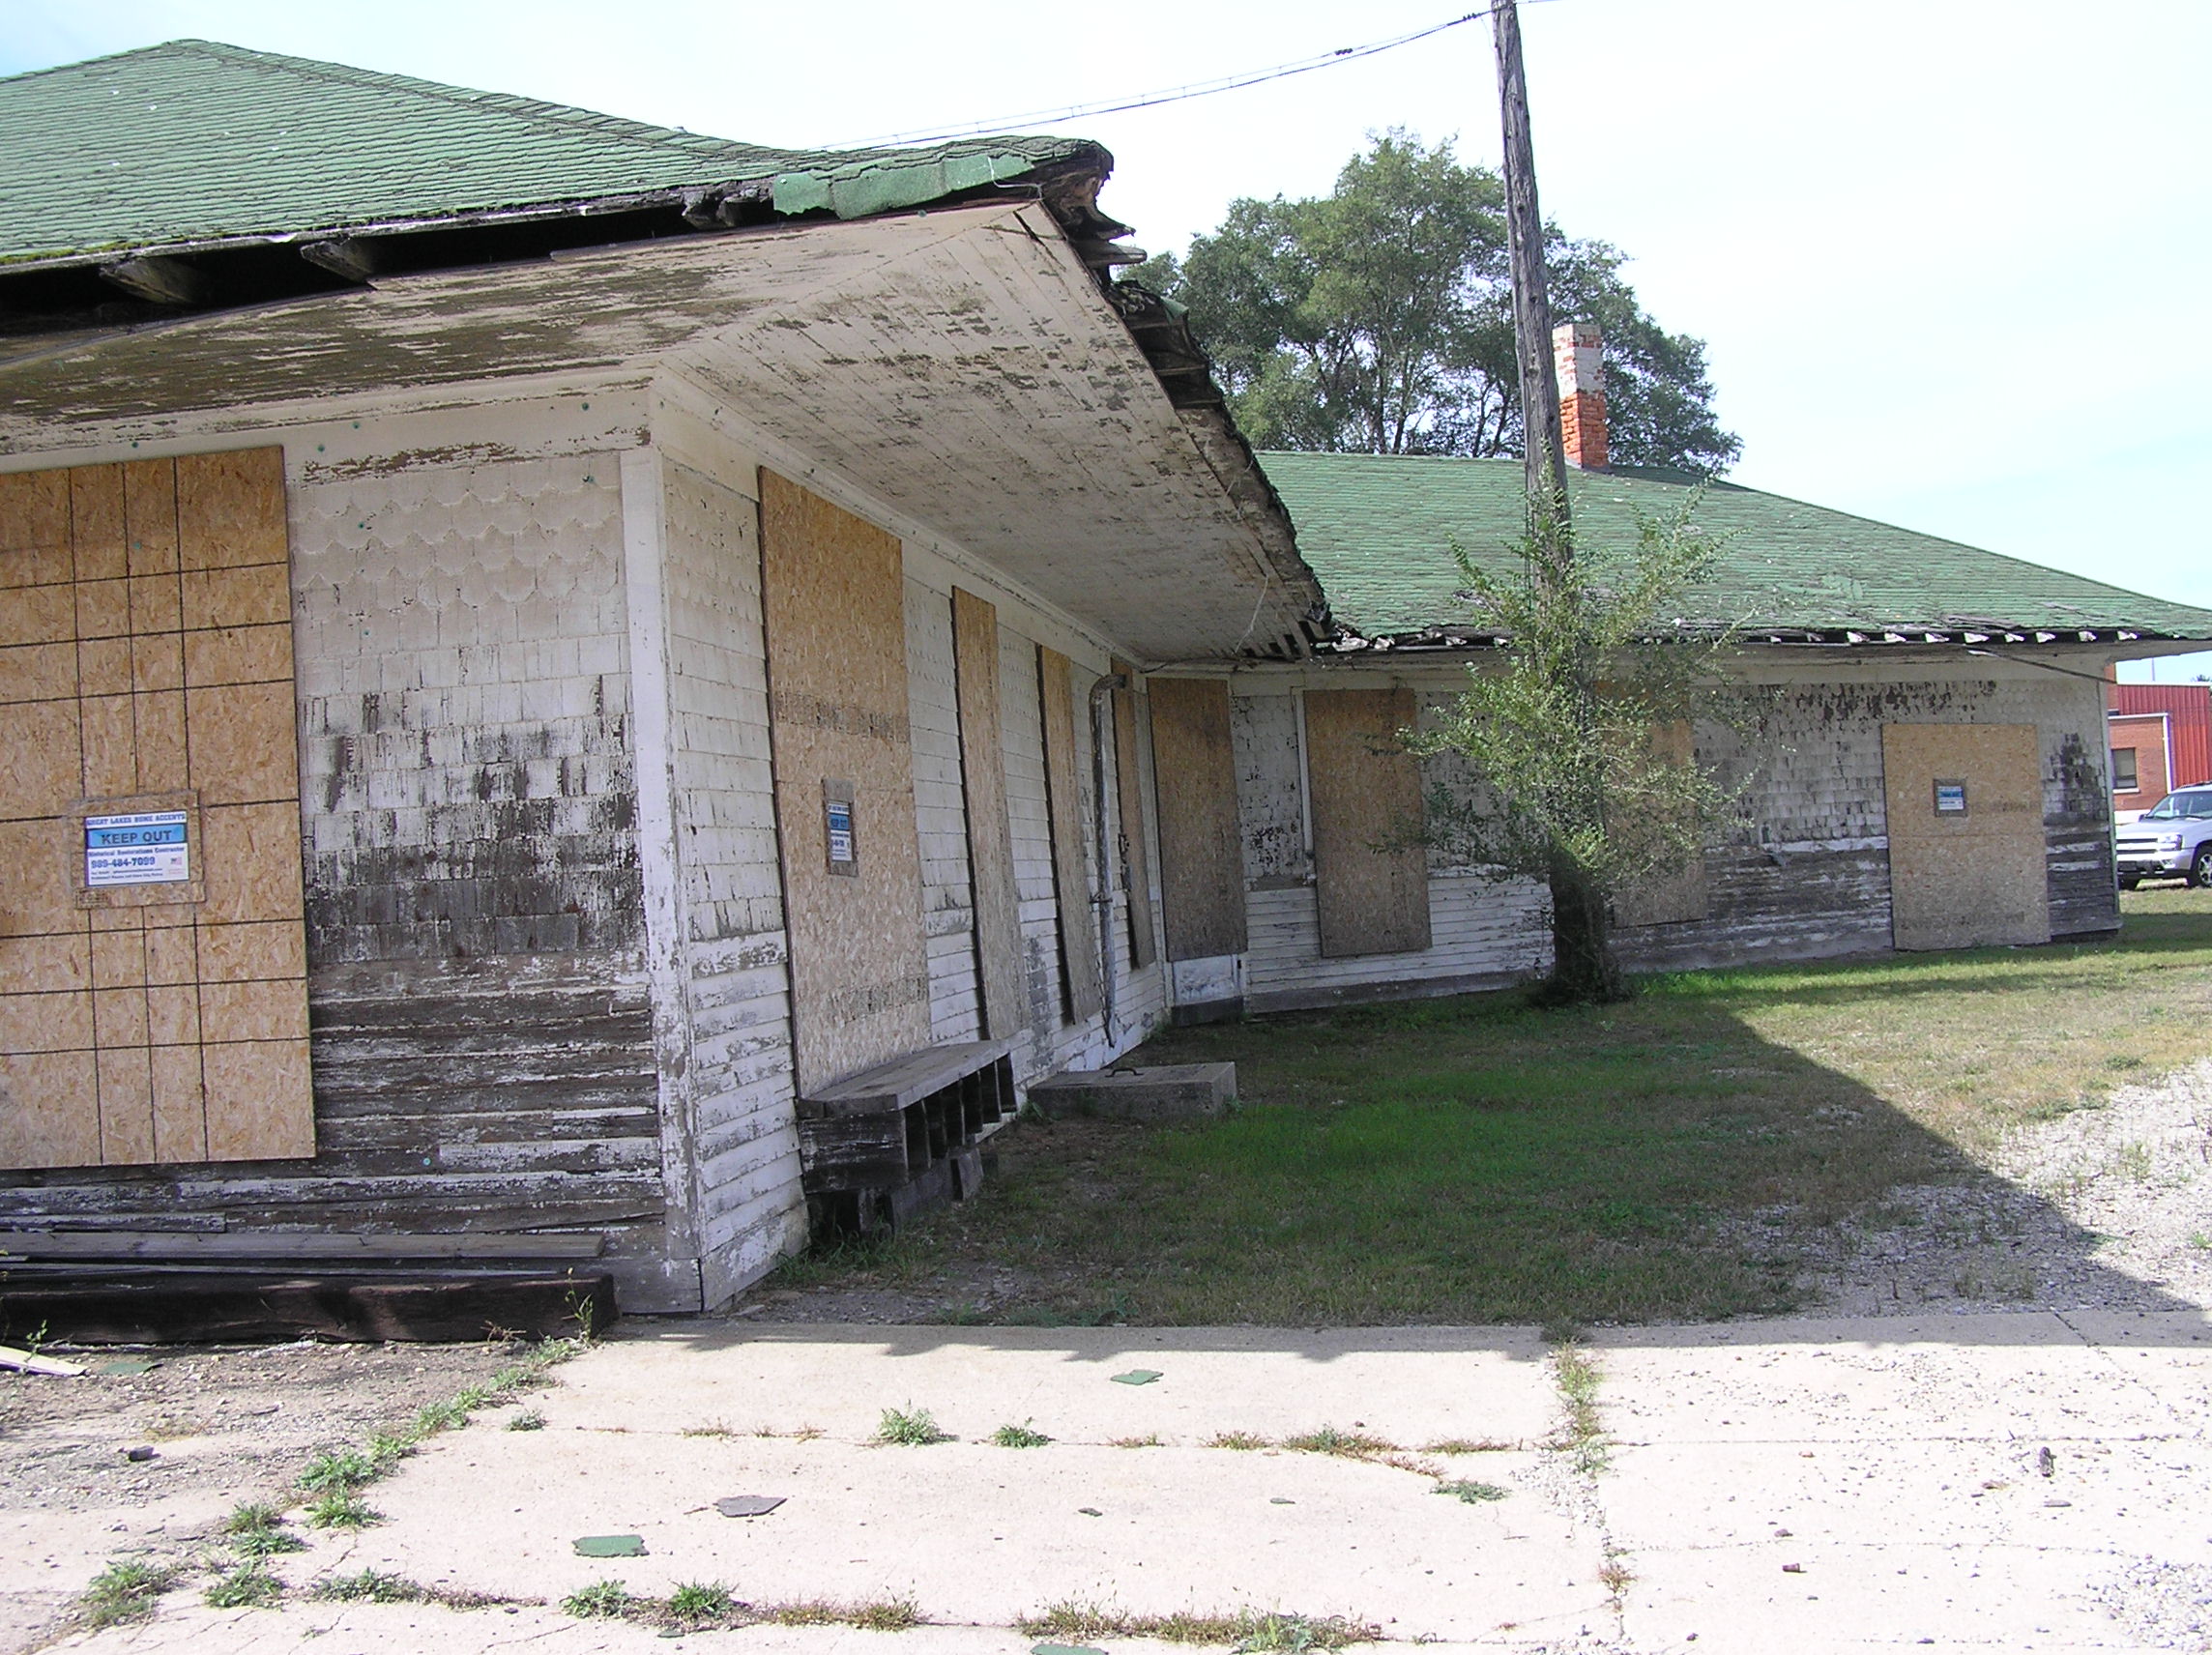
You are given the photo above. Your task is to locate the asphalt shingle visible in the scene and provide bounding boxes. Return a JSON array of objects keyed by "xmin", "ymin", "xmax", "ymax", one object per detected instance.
[
  {"xmin": 0, "ymin": 40, "xmax": 1095, "ymax": 265},
  {"xmin": 1260, "ymin": 451, "xmax": 2212, "ymax": 643}
]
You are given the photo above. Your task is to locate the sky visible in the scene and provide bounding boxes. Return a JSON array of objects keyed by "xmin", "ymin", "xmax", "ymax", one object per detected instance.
[{"xmin": 8, "ymin": 0, "xmax": 2209, "ymax": 680}]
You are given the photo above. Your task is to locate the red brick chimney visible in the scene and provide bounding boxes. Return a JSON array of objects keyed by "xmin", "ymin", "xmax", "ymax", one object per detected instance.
[{"xmin": 1552, "ymin": 321, "xmax": 1607, "ymax": 470}]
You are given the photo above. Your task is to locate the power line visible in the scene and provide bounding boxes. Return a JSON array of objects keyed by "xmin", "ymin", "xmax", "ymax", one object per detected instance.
[{"xmin": 843, "ymin": 9, "xmax": 1508, "ymax": 149}]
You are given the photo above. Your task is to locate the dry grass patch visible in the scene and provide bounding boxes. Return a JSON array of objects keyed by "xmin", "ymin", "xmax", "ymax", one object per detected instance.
[
  {"xmin": 1022, "ymin": 1601, "xmax": 1379, "ymax": 1648},
  {"xmin": 770, "ymin": 892, "xmax": 2212, "ymax": 1324}
]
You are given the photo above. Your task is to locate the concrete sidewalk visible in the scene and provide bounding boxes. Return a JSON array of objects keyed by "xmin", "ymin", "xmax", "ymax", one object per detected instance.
[{"xmin": 51, "ymin": 1310, "xmax": 2212, "ymax": 1653}]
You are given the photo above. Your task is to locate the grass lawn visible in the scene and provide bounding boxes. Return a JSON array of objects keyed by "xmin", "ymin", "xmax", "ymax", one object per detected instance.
[{"xmin": 775, "ymin": 886, "xmax": 2212, "ymax": 1325}]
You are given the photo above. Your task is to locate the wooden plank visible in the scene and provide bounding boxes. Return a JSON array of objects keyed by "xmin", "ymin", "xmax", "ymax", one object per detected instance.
[
  {"xmin": 1149, "ymin": 678, "xmax": 1247, "ymax": 962},
  {"xmin": 1304, "ymin": 687, "xmax": 1432, "ymax": 958},
  {"xmin": 0, "ymin": 1230, "xmax": 608, "ymax": 1263},
  {"xmin": 0, "ymin": 1270, "xmax": 617, "ymax": 1344},
  {"xmin": 951, "ymin": 588, "xmax": 1023, "ymax": 1039},
  {"xmin": 799, "ymin": 1036, "xmax": 1012, "ymax": 1115},
  {"xmin": 1881, "ymin": 722, "xmax": 2050, "ymax": 950},
  {"xmin": 1614, "ymin": 720, "xmax": 1711, "ymax": 927},
  {"xmin": 1110, "ymin": 658, "xmax": 1157, "ymax": 969},
  {"xmin": 1037, "ymin": 646, "xmax": 1103, "ymax": 1023},
  {"xmin": 757, "ymin": 471, "xmax": 930, "ymax": 1094}
]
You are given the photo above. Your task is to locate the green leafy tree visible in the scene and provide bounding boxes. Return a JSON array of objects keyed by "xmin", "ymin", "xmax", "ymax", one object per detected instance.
[
  {"xmin": 1128, "ymin": 132, "xmax": 1738, "ymax": 472},
  {"xmin": 1408, "ymin": 496, "xmax": 1747, "ymax": 1003}
]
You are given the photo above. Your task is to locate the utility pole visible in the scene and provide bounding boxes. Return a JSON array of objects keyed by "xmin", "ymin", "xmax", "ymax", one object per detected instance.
[{"xmin": 1491, "ymin": 0, "xmax": 1570, "ymax": 538}]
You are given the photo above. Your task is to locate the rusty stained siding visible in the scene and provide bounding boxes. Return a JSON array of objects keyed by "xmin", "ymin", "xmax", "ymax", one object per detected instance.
[
  {"xmin": 1229, "ymin": 671, "xmax": 2116, "ymax": 1004},
  {"xmin": 0, "ymin": 449, "xmax": 684, "ymax": 1306},
  {"xmin": 659, "ymin": 458, "xmax": 804, "ymax": 1303}
]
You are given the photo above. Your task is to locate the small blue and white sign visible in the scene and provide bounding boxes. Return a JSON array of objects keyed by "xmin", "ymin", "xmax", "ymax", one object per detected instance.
[
  {"xmin": 825, "ymin": 799, "xmax": 856, "ymax": 865},
  {"xmin": 1934, "ymin": 782, "xmax": 1967, "ymax": 815},
  {"xmin": 84, "ymin": 810, "xmax": 190, "ymax": 887}
]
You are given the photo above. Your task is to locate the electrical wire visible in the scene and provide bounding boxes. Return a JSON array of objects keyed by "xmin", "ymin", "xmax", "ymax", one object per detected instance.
[{"xmin": 842, "ymin": 8, "xmax": 1516, "ymax": 149}]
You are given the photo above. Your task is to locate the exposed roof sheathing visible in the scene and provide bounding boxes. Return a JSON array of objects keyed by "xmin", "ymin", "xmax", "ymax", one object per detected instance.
[
  {"xmin": 1261, "ymin": 452, "xmax": 2212, "ymax": 648},
  {"xmin": 0, "ymin": 40, "xmax": 1098, "ymax": 266}
]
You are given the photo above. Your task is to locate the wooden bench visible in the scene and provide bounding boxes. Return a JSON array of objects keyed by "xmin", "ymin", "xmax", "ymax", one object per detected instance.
[{"xmin": 796, "ymin": 1038, "xmax": 1014, "ymax": 1234}]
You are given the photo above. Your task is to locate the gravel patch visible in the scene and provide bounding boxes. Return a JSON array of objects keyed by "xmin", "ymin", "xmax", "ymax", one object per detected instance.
[
  {"xmin": 2091, "ymin": 1556, "xmax": 2212, "ymax": 1650},
  {"xmin": 1775, "ymin": 1059, "xmax": 2212, "ymax": 1316}
]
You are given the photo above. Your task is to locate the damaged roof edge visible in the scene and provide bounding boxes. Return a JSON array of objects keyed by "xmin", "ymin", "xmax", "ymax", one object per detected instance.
[{"xmin": 1097, "ymin": 277, "xmax": 1330, "ymax": 660}]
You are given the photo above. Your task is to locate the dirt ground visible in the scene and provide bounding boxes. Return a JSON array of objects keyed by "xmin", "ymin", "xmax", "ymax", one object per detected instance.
[{"xmin": 0, "ymin": 1338, "xmax": 524, "ymax": 1650}]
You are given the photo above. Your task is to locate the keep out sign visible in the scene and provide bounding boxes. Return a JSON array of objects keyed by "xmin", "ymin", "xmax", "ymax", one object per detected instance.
[{"xmin": 83, "ymin": 810, "xmax": 191, "ymax": 887}]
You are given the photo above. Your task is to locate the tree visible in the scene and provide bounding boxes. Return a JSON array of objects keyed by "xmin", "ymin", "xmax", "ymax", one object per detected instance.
[
  {"xmin": 1408, "ymin": 499, "xmax": 1747, "ymax": 1003},
  {"xmin": 1128, "ymin": 132, "xmax": 1739, "ymax": 473}
]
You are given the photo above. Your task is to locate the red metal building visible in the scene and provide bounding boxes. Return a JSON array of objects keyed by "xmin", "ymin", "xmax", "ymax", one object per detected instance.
[{"xmin": 2109, "ymin": 682, "xmax": 2212, "ymax": 813}]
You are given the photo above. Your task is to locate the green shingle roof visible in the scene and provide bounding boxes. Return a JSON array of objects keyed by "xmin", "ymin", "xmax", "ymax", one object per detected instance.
[
  {"xmin": 0, "ymin": 40, "xmax": 1098, "ymax": 267},
  {"xmin": 1261, "ymin": 451, "xmax": 2212, "ymax": 645}
]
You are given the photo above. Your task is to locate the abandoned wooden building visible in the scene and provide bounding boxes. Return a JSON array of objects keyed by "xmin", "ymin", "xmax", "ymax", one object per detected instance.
[
  {"xmin": 5, "ymin": 44, "xmax": 2210, "ymax": 1319},
  {"xmin": 0, "ymin": 42, "xmax": 1322, "ymax": 1312}
]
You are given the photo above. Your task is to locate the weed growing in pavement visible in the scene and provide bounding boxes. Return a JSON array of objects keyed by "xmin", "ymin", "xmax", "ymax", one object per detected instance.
[
  {"xmin": 1434, "ymin": 1480, "xmax": 1509, "ymax": 1503},
  {"xmin": 1281, "ymin": 1426, "xmax": 1401, "ymax": 1459},
  {"xmin": 1550, "ymin": 1337, "xmax": 1609, "ymax": 1475},
  {"xmin": 298, "ymin": 1447, "xmax": 378, "ymax": 1493},
  {"xmin": 564, "ymin": 1580, "xmax": 634, "ymax": 1618},
  {"xmin": 507, "ymin": 1408, "xmax": 546, "ymax": 1431},
  {"xmin": 304, "ymin": 1492, "xmax": 383, "ymax": 1530},
  {"xmin": 763, "ymin": 1597, "xmax": 924, "ymax": 1631},
  {"xmin": 1111, "ymin": 1433, "xmax": 1165, "ymax": 1448},
  {"xmin": 665, "ymin": 1582, "xmax": 741, "ymax": 1626},
  {"xmin": 991, "ymin": 1421, "xmax": 1052, "ymax": 1447},
  {"xmin": 1207, "ymin": 1431, "xmax": 1270, "ymax": 1450},
  {"xmin": 1021, "ymin": 1602, "xmax": 1378, "ymax": 1648},
  {"xmin": 1423, "ymin": 1437, "xmax": 1515, "ymax": 1454},
  {"xmin": 203, "ymin": 1561, "xmax": 284, "ymax": 1610},
  {"xmin": 310, "ymin": 1570, "xmax": 428, "ymax": 1604},
  {"xmin": 1597, "ymin": 1553, "xmax": 1636, "ymax": 1600},
  {"xmin": 223, "ymin": 1501, "xmax": 306, "ymax": 1557},
  {"xmin": 874, "ymin": 1405, "xmax": 950, "ymax": 1445},
  {"xmin": 76, "ymin": 1561, "xmax": 174, "ymax": 1629}
]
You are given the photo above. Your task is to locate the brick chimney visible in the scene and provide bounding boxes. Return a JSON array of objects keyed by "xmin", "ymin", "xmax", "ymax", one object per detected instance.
[{"xmin": 1552, "ymin": 321, "xmax": 1607, "ymax": 470}]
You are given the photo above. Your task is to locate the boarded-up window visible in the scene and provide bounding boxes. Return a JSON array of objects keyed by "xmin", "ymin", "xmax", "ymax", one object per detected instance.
[
  {"xmin": 1613, "ymin": 719, "xmax": 1710, "ymax": 927},
  {"xmin": 0, "ymin": 450, "xmax": 311, "ymax": 1170},
  {"xmin": 951, "ymin": 589, "xmax": 1022, "ymax": 1040},
  {"xmin": 1881, "ymin": 722, "xmax": 2050, "ymax": 951},
  {"xmin": 758, "ymin": 472, "xmax": 929, "ymax": 1093},
  {"xmin": 1303, "ymin": 687, "xmax": 1432, "ymax": 958},
  {"xmin": 1149, "ymin": 678, "xmax": 1246, "ymax": 962},
  {"xmin": 1037, "ymin": 647, "xmax": 1102, "ymax": 1023},
  {"xmin": 1109, "ymin": 658, "xmax": 1157, "ymax": 970}
]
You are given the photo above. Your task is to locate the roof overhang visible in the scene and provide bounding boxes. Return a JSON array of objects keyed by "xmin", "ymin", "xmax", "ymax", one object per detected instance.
[{"xmin": 0, "ymin": 201, "xmax": 1323, "ymax": 663}]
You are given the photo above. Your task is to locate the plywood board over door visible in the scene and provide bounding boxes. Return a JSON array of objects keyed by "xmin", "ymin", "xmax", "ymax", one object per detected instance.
[
  {"xmin": 1881, "ymin": 721, "xmax": 2050, "ymax": 951},
  {"xmin": 1109, "ymin": 658, "xmax": 1156, "ymax": 970},
  {"xmin": 1037, "ymin": 646, "xmax": 1101, "ymax": 1024},
  {"xmin": 1303, "ymin": 686, "xmax": 1432, "ymax": 958},
  {"xmin": 0, "ymin": 449, "xmax": 311, "ymax": 1171},
  {"xmin": 758, "ymin": 472, "xmax": 929, "ymax": 1095},
  {"xmin": 951, "ymin": 588, "xmax": 1022, "ymax": 1040},
  {"xmin": 1613, "ymin": 719, "xmax": 1711, "ymax": 928},
  {"xmin": 1148, "ymin": 678, "xmax": 1246, "ymax": 962}
]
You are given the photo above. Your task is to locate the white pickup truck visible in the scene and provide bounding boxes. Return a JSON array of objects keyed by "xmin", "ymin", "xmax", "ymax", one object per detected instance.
[{"xmin": 2115, "ymin": 784, "xmax": 2212, "ymax": 888}]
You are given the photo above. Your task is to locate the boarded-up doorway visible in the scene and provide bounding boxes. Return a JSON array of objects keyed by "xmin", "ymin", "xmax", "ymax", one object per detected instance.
[
  {"xmin": 758, "ymin": 473, "xmax": 929, "ymax": 1094},
  {"xmin": 1304, "ymin": 687, "xmax": 1432, "ymax": 957},
  {"xmin": 1880, "ymin": 722, "xmax": 2050, "ymax": 951},
  {"xmin": 1148, "ymin": 678, "xmax": 1246, "ymax": 962}
]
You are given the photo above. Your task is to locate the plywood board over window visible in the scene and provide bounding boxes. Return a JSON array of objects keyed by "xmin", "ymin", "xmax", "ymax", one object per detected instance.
[
  {"xmin": 1037, "ymin": 646, "xmax": 1102, "ymax": 1024},
  {"xmin": 1881, "ymin": 721, "xmax": 2050, "ymax": 951},
  {"xmin": 0, "ymin": 450, "xmax": 311, "ymax": 1171},
  {"xmin": 1613, "ymin": 719, "xmax": 1711, "ymax": 928},
  {"xmin": 1304, "ymin": 687, "xmax": 1432, "ymax": 958},
  {"xmin": 1149, "ymin": 678, "xmax": 1246, "ymax": 962},
  {"xmin": 951, "ymin": 588, "xmax": 1022, "ymax": 1040},
  {"xmin": 1109, "ymin": 658, "xmax": 1156, "ymax": 970},
  {"xmin": 758, "ymin": 472, "xmax": 929, "ymax": 1094}
]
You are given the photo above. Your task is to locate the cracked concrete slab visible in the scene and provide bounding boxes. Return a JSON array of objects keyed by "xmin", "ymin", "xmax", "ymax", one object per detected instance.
[{"xmin": 46, "ymin": 1312, "xmax": 2212, "ymax": 1653}]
